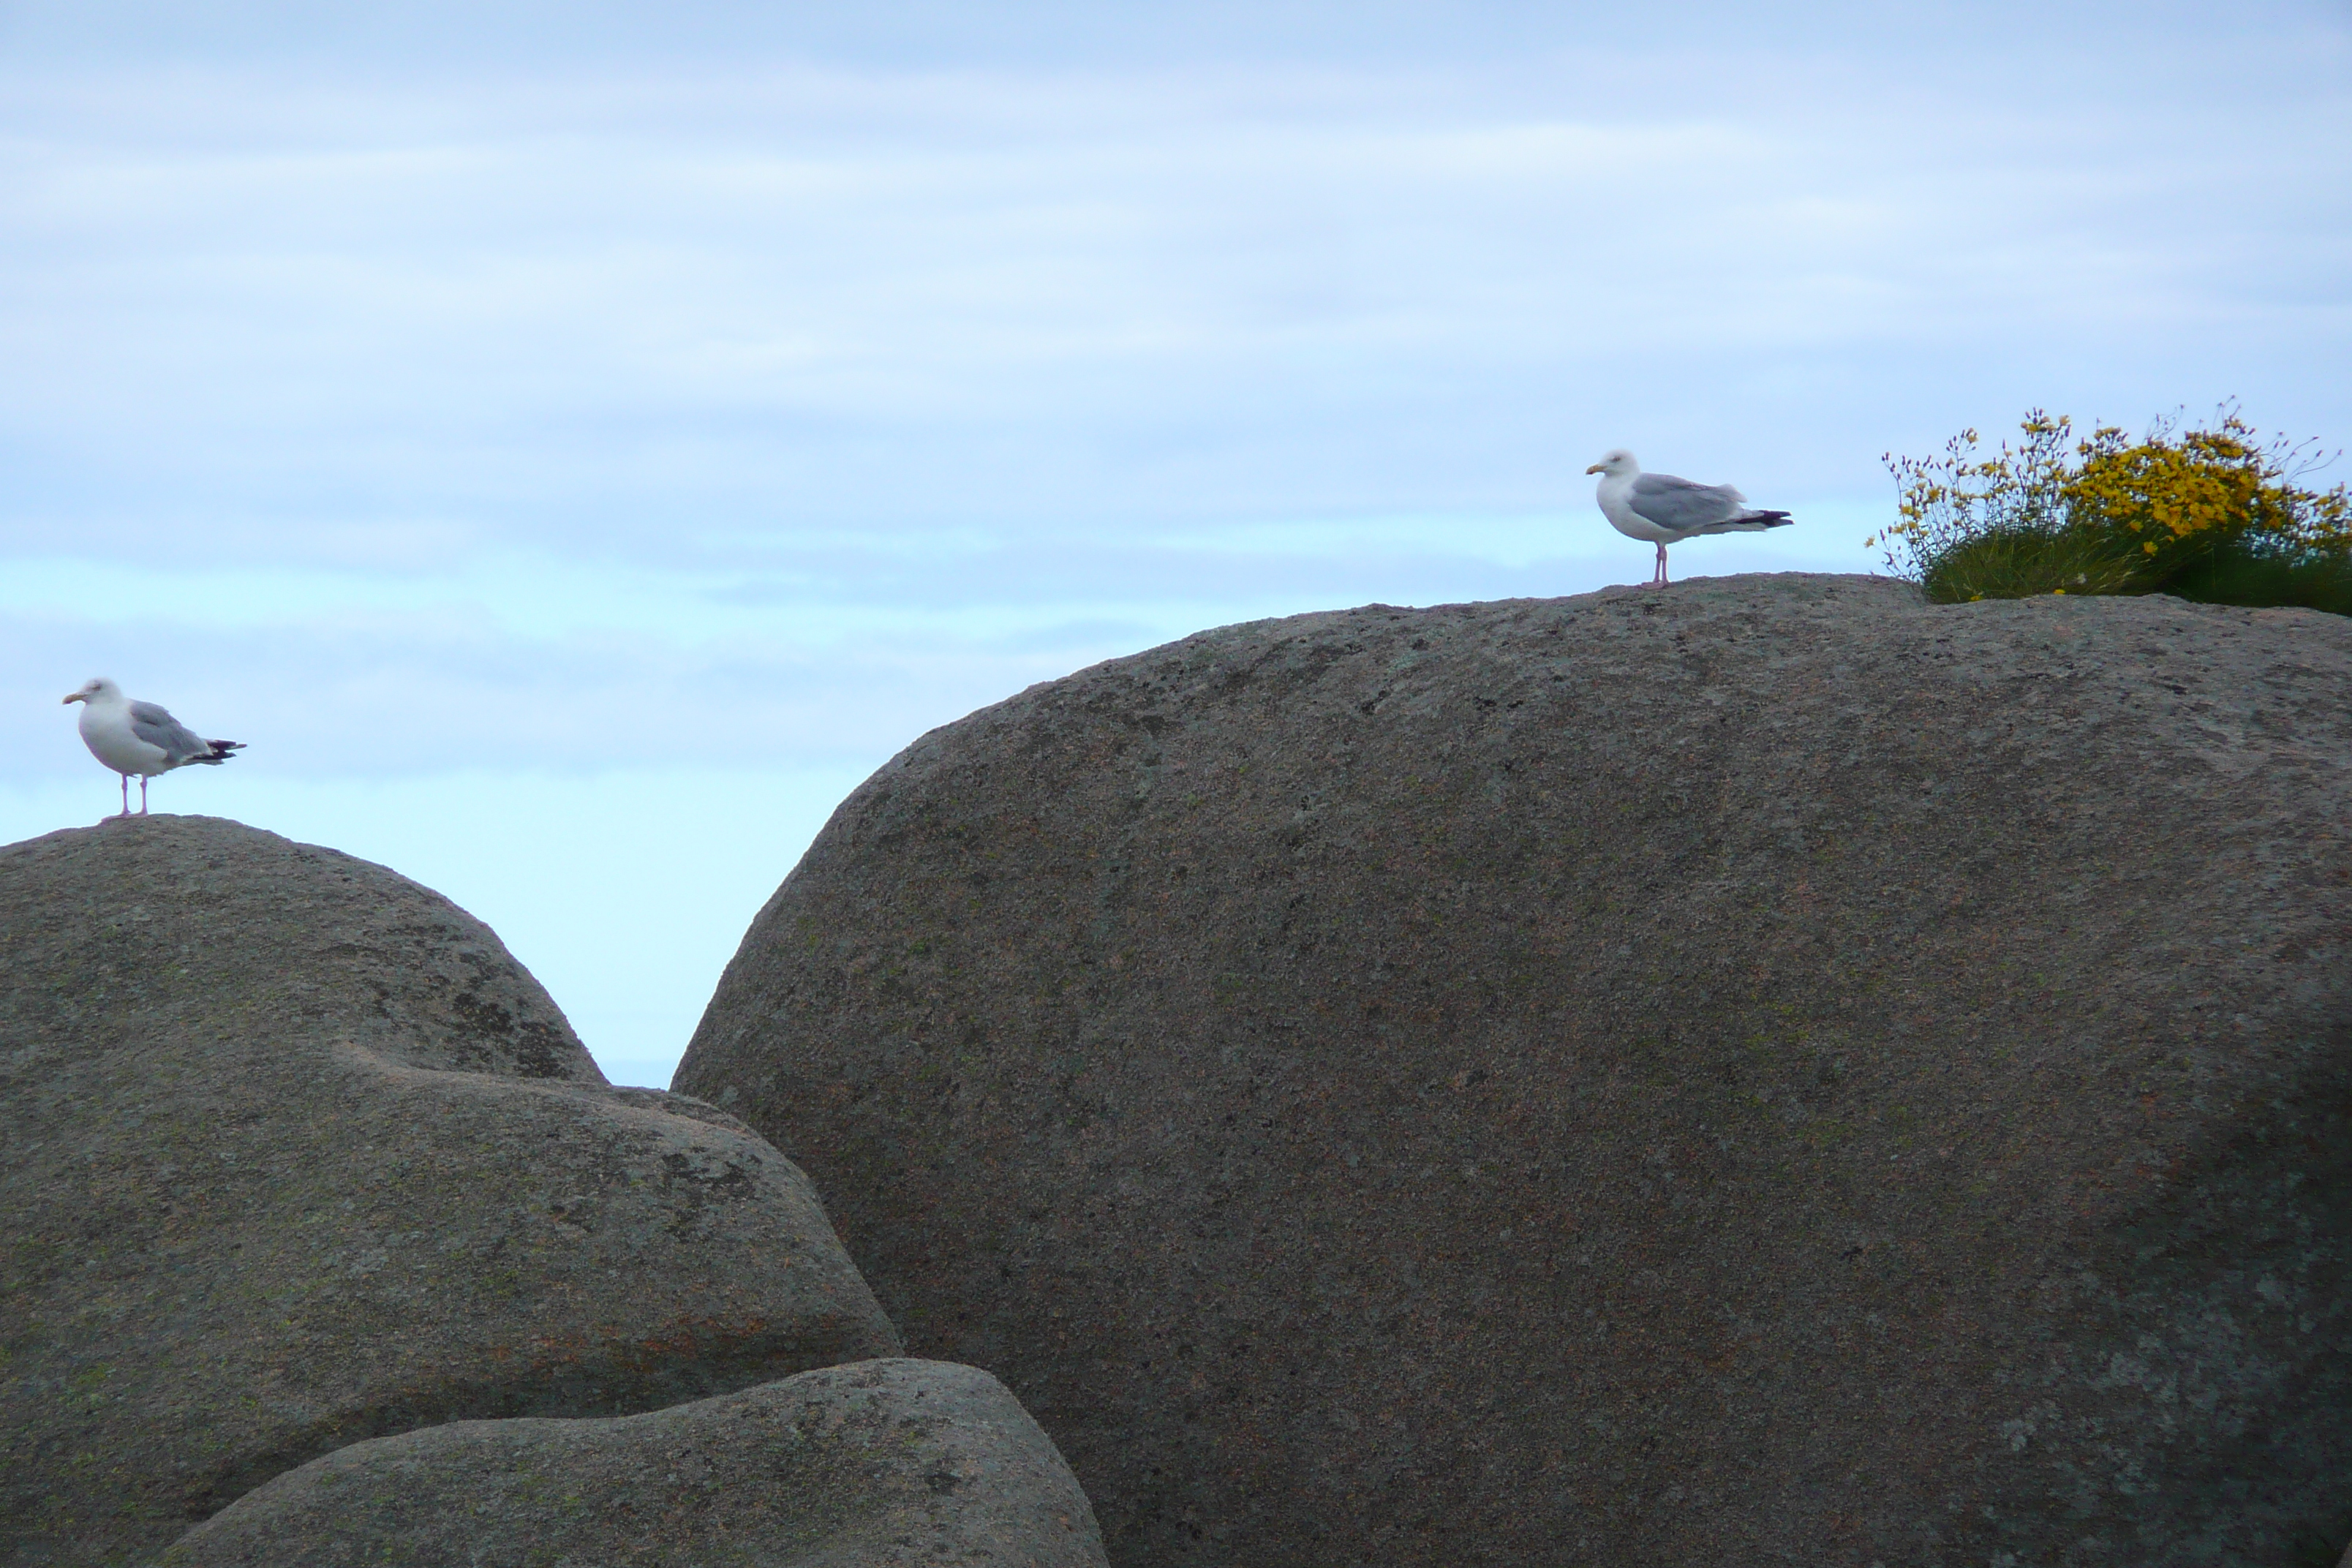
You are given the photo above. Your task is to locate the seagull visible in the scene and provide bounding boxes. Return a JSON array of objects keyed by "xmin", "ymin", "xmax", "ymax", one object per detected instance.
[
  {"xmin": 1586, "ymin": 449, "xmax": 1794, "ymax": 587},
  {"xmin": 61, "ymin": 678, "xmax": 244, "ymax": 818}
]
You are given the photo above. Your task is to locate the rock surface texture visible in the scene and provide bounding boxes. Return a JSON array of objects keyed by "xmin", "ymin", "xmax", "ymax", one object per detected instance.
[
  {"xmin": 163, "ymin": 1358, "xmax": 1107, "ymax": 1567},
  {"xmin": 679, "ymin": 574, "xmax": 2352, "ymax": 1567},
  {"xmin": 0, "ymin": 817, "xmax": 904, "ymax": 1567}
]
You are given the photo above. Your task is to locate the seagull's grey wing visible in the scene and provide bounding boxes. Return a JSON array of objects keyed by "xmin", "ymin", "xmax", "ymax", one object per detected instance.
[
  {"xmin": 1624, "ymin": 472, "xmax": 1749, "ymax": 535},
  {"xmin": 127, "ymin": 700, "xmax": 211, "ymax": 764}
]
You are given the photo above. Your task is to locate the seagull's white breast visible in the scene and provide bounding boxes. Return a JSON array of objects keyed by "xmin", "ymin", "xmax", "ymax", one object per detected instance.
[
  {"xmin": 78, "ymin": 700, "xmax": 170, "ymax": 777},
  {"xmin": 1595, "ymin": 472, "xmax": 1678, "ymax": 543}
]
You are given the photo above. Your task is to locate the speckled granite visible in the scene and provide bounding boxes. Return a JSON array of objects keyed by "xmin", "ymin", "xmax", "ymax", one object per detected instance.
[
  {"xmin": 162, "ymin": 1358, "xmax": 1107, "ymax": 1567},
  {"xmin": 1, "ymin": 817, "xmax": 901, "ymax": 1567},
  {"xmin": 679, "ymin": 574, "xmax": 2352, "ymax": 1567}
]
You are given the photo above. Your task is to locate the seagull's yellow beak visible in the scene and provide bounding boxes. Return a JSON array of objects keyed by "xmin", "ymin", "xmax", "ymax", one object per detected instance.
[
  {"xmin": 61, "ymin": 692, "xmax": 81, "ymax": 705},
  {"xmin": 1584, "ymin": 463, "xmax": 1605, "ymax": 475}
]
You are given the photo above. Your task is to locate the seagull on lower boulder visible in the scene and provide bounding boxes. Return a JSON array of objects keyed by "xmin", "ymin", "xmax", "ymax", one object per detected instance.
[
  {"xmin": 61, "ymin": 678, "xmax": 244, "ymax": 818},
  {"xmin": 1586, "ymin": 448, "xmax": 1793, "ymax": 587}
]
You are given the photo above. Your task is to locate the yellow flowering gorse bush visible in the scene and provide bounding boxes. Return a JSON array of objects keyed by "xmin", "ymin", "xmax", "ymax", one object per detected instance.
[
  {"xmin": 2071, "ymin": 425, "xmax": 2261, "ymax": 552},
  {"xmin": 1872, "ymin": 407, "xmax": 2351, "ymax": 604}
]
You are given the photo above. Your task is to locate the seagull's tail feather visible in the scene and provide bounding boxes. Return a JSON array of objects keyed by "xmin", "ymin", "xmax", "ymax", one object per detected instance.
[
  {"xmin": 188, "ymin": 739, "xmax": 245, "ymax": 766},
  {"xmin": 1692, "ymin": 509, "xmax": 1794, "ymax": 535}
]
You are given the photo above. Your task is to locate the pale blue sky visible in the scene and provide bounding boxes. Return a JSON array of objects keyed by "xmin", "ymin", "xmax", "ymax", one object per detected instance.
[{"xmin": 5, "ymin": 0, "xmax": 2347, "ymax": 1085}]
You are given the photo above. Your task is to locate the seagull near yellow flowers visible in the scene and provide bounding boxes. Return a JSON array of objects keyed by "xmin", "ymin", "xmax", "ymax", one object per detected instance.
[{"xmin": 1586, "ymin": 449, "xmax": 1795, "ymax": 586}]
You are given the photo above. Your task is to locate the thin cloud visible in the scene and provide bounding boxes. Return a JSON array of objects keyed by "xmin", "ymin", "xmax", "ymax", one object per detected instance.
[{"xmin": 4, "ymin": 27, "xmax": 2345, "ymax": 573}]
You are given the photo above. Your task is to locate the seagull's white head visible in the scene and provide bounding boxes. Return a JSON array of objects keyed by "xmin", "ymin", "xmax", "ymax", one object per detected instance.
[
  {"xmin": 1585, "ymin": 449, "xmax": 1640, "ymax": 478},
  {"xmin": 62, "ymin": 676, "xmax": 119, "ymax": 706}
]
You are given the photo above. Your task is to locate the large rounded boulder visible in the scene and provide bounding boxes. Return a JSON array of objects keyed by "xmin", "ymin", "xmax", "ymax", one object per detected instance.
[
  {"xmin": 678, "ymin": 574, "xmax": 2352, "ymax": 1567},
  {"xmin": 0, "ymin": 816, "xmax": 903, "ymax": 1566},
  {"xmin": 162, "ymin": 1359, "xmax": 1107, "ymax": 1567}
]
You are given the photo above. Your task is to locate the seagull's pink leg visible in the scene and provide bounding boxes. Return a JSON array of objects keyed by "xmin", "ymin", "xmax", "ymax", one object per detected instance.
[
  {"xmin": 117, "ymin": 774, "xmax": 129, "ymax": 817},
  {"xmin": 1654, "ymin": 542, "xmax": 1670, "ymax": 587},
  {"xmin": 138, "ymin": 775, "xmax": 149, "ymax": 815}
]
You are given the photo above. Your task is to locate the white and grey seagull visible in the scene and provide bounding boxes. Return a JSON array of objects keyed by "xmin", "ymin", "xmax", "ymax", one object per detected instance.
[
  {"xmin": 1586, "ymin": 449, "xmax": 1793, "ymax": 587},
  {"xmin": 61, "ymin": 678, "xmax": 244, "ymax": 818}
]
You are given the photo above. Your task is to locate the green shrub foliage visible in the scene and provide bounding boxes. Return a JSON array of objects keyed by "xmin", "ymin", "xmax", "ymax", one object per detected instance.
[{"xmin": 1872, "ymin": 407, "xmax": 2352, "ymax": 611}]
